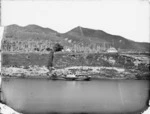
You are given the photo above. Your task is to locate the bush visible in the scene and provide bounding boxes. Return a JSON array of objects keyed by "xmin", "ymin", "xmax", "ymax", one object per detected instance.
[{"xmin": 53, "ymin": 43, "xmax": 63, "ymax": 52}]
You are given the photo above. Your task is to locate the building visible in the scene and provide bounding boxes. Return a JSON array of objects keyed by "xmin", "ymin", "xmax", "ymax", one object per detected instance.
[
  {"xmin": 65, "ymin": 48, "xmax": 71, "ymax": 52},
  {"xmin": 107, "ymin": 47, "xmax": 118, "ymax": 53}
]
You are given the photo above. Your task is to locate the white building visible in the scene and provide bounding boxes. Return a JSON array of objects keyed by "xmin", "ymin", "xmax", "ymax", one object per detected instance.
[
  {"xmin": 66, "ymin": 48, "xmax": 71, "ymax": 52},
  {"xmin": 62, "ymin": 47, "xmax": 72, "ymax": 52},
  {"xmin": 107, "ymin": 47, "xmax": 118, "ymax": 53}
]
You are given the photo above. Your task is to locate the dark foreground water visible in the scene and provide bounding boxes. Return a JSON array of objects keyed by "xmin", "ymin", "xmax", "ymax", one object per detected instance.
[{"xmin": 1, "ymin": 78, "xmax": 150, "ymax": 114}]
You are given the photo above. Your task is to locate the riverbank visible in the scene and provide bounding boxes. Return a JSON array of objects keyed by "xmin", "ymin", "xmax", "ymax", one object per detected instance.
[
  {"xmin": 1, "ymin": 66, "xmax": 149, "ymax": 80},
  {"xmin": 1, "ymin": 52, "xmax": 150, "ymax": 79},
  {"xmin": 2, "ymin": 52, "xmax": 150, "ymax": 68}
]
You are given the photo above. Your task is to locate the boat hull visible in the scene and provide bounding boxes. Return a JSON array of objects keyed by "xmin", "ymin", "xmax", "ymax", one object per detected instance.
[{"xmin": 65, "ymin": 77, "xmax": 77, "ymax": 81}]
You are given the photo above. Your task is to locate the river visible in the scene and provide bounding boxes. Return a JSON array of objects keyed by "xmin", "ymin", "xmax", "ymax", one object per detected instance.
[{"xmin": 1, "ymin": 78, "xmax": 149, "ymax": 114}]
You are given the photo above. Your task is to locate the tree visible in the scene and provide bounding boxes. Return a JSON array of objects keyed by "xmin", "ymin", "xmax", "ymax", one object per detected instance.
[
  {"xmin": 52, "ymin": 43, "xmax": 63, "ymax": 52},
  {"xmin": 47, "ymin": 43, "xmax": 63, "ymax": 71}
]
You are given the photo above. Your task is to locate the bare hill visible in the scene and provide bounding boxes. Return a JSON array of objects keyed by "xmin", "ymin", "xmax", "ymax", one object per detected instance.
[
  {"xmin": 3, "ymin": 24, "xmax": 150, "ymax": 52},
  {"xmin": 62, "ymin": 26, "xmax": 150, "ymax": 51}
]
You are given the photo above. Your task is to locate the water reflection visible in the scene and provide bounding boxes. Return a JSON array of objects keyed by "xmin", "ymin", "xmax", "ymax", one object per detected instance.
[{"xmin": 1, "ymin": 78, "xmax": 149, "ymax": 114}]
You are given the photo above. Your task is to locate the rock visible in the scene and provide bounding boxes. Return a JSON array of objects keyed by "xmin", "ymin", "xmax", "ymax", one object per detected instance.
[{"xmin": 0, "ymin": 103, "xmax": 22, "ymax": 114}]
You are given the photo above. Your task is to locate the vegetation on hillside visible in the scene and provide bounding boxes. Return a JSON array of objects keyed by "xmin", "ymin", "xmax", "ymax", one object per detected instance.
[
  {"xmin": 2, "ymin": 24, "xmax": 150, "ymax": 53},
  {"xmin": 1, "ymin": 53, "xmax": 150, "ymax": 79},
  {"xmin": 2, "ymin": 38, "xmax": 113, "ymax": 53}
]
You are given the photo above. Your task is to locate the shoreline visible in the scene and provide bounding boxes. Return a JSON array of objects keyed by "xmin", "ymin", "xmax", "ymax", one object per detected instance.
[
  {"xmin": 1, "ymin": 75, "xmax": 149, "ymax": 80},
  {"xmin": 1, "ymin": 65, "xmax": 149, "ymax": 80},
  {"xmin": 1, "ymin": 76, "xmax": 133, "ymax": 80}
]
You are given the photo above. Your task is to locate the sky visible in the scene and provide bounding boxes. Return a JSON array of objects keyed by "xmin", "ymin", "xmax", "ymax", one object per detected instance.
[{"xmin": 1, "ymin": 0, "xmax": 150, "ymax": 42}]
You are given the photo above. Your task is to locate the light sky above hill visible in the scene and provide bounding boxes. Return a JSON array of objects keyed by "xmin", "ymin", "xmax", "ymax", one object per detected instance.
[{"xmin": 1, "ymin": 0, "xmax": 150, "ymax": 42}]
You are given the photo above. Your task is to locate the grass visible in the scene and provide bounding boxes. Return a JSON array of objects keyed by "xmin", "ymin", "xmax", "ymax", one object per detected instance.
[{"xmin": 2, "ymin": 52, "xmax": 149, "ymax": 70}]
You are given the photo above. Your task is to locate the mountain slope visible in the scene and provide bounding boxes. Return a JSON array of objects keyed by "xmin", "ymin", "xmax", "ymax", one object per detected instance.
[
  {"xmin": 61, "ymin": 26, "xmax": 150, "ymax": 51},
  {"xmin": 3, "ymin": 24, "xmax": 150, "ymax": 52},
  {"xmin": 4, "ymin": 24, "xmax": 58, "ymax": 40}
]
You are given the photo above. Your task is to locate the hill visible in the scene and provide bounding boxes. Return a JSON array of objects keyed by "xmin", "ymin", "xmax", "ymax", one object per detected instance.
[
  {"xmin": 4, "ymin": 24, "xmax": 58, "ymax": 40},
  {"xmin": 2, "ymin": 24, "xmax": 150, "ymax": 52},
  {"xmin": 61, "ymin": 26, "xmax": 150, "ymax": 52}
]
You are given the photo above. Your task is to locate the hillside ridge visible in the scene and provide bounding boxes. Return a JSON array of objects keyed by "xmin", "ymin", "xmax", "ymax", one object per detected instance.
[{"xmin": 3, "ymin": 24, "xmax": 150, "ymax": 52}]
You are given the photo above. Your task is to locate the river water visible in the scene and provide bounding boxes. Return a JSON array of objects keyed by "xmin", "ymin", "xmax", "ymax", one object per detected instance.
[{"xmin": 1, "ymin": 78, "xmax": 149, "ymax": 114}]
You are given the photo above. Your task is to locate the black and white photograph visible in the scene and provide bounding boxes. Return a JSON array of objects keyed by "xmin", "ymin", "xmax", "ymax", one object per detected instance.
[{"xmin": 0, "ymin": 0, "xmax": 150, "ymax": 114}]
